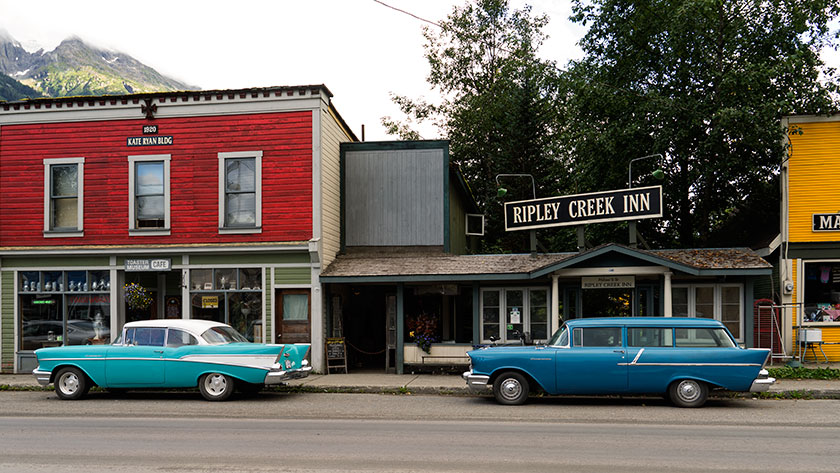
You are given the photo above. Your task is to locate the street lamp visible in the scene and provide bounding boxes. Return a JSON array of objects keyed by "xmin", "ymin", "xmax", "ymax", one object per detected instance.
[
  {"xmin": 495, "ymin": 173, "xmax": 536, "ymax": 199},
  {"xmin": 495, "ymin": 173, "xmax": 538, "ymax": 254},
  {"xmin": 627, "ymin": 154, "xmax": 665, "ymax": 248},
  {"xmin": 628, "ymin": 154, "xmax": 665, "ymax": 188}
]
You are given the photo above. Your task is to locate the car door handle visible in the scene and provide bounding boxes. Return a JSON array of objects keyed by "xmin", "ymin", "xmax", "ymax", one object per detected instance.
[
  {"xmin": 154, "ymin": 350, "xmax": 164, "ymax": 354},
  {"xmin": 613, "ymin": 350, "xmax": 625, "ymax": 354}
]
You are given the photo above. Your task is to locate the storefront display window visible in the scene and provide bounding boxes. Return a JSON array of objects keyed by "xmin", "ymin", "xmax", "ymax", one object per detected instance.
[
  {"xmin": 672, "ymin": 284, "xmax": 743, "ymax": 340},
  {"xmin": 480, "ymin": 287, "xmax": 550, "ymax": 343},
  {"xmin": 19, "ymin": 270, "xmax": 111, "ymax": 350},
  {"xmin": 802, "ymin": 262, "xmax": 840, "ymax": 323},
  {"xmin": 189, "ymin": 268, "xmax": 262, "ymax": 341}
]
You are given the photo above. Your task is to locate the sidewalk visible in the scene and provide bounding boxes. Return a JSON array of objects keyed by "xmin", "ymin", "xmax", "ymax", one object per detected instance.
[{"xmin": 3, "ymin": 370, "xmax": 840, "ymax": 398}]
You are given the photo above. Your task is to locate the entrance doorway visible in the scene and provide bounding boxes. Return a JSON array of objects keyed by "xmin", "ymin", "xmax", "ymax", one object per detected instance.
[{"xmin": 274, "ymin": 289, "xmax": 311, "ymax": 344}]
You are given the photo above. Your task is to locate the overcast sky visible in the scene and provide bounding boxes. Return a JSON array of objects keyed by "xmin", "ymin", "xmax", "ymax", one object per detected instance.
[{"xmin": 1, "ymin": 0, "xmax": 837, "ymax": 141}]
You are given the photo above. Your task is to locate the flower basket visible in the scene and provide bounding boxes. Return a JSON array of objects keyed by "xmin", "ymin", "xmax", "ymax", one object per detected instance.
[
  {"xmin": 407, "ymin": 312, "xmax": 438, "ymax": 354},
  {"xmin": 124, "ymin": 283, "xmax": 152, "ymax": 310}
]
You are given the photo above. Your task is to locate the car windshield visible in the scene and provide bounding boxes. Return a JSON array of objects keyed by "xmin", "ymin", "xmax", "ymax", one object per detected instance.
[
  {"xmin": 547, "ymin": 324, "xmax": 569, "ymax": 347},
  {"xmin": 200, "ymin": 325, "xmax": 250, "ymax": 344}
]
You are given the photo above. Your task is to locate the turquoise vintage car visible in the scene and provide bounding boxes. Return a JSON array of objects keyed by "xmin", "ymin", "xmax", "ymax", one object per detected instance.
[
  {"xmin": 463, "ymin": 317, "xmax": 775, "ymax": 407},
  {"xmin": 33, "ymin": 319, "xmax": 311, "ymax": 401}
]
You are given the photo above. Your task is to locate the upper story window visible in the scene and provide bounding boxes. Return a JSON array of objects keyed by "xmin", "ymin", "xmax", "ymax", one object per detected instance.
[
  {"xmin": 128, "ymin": 155, "xmax": 171, "ymax": 235},
  {"xmin": 218, "ymin": 151, "xmax": 262, "ymax": 234},
  {"xmin": 43, "ymin": 157, "xmax": 84, "ymax": 237}
]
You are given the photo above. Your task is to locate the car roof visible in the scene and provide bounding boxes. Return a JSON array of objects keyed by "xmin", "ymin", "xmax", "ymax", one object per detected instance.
[
  {"xmin": 123, "ymin": 319, "xmax": 228, "ymax": 332},
  {"xmin": 565, "ymin": 317, "xmax": 725, "ymax": 328}
]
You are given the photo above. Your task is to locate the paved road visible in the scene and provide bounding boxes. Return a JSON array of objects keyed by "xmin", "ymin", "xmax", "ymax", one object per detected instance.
[{"xmin": 1, "ymin": 391, "xmax": 839, "ymax": 472}]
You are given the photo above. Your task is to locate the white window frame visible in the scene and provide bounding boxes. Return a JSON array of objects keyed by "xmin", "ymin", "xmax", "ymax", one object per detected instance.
[
  {"xmin": 128, "ymin": 154, "xmax": 171, "ymax": 236},
  {"xmin": 218, "ymin": 151, "xmax": 262, "ymax": 234},
  {"xmin": 671, "ymin": 283, "xmax": 744, "ymax": 342},
  {"xmin": 43, "ymin": 157, "xmax": 84, "ymax": 237},
  {"xmin": 479, "ymin": 287, "xmax": 550, "ymax": 343}
]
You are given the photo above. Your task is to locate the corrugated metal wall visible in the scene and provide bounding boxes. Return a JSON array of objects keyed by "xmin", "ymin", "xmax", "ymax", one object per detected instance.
[{"xmin": 345, "ymin": 149, "xmax": 444, "ymax": 246}]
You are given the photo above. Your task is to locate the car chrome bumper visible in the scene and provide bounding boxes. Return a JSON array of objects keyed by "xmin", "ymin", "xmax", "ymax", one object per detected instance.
[
  {"xmin": 749, "ymin": 369, "xmax": 776, "ymax": 392},
  {"xmin": 462, "ymin": 370, "xmax": 491, "ymax": 392},
  {"xmin": 264, "ymin": 365, "xmax": 313, "ymax": 385},
  {"xmin": 33, "ymin": 368, "xmax": 52, "ymax": 386}
]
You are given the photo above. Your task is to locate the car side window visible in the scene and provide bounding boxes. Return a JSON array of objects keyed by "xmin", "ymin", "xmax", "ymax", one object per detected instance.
[
  {"xmin": 167, "ymin": 328, "xmax": 198, "ymax": 347},
  {"xmin": 628, "ymin": 328, "xmax": 673, "ymax": 347},
  {"xmin": 573, "ymin": 327, "xmax": 622, "ymax": 347},
  {"xmin": 675, "ymin": 328, "xmax": 736, "ymax": 348},
  {"xmin": 134, "ymin": 327, "xmax": 166, "ymax": 347}
]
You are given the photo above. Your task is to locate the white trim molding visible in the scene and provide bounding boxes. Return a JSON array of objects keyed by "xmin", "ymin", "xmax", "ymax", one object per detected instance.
[
  {"xmin": 43, "ymin": 157, "xmax": 84, "ymax": 237},
  {"xmin": 218, "ymin": 151, "xmax": 263, "ymax": 234},
  {"xmin": 127, "ymin": 154, "xmax": 171, "ymax": 236}
]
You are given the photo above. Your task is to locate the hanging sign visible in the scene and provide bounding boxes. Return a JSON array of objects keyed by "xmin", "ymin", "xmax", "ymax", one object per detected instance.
[
  {"xmin": 125, "ymin": 258, "xmax": 171, "ymax": 271},
  {"xmin": 582, "ymin": 276, "xmax": 636, "ymax": 289},
  {"xmin": 201, "ymin": 296, "xmax": 219, "ymax": 309},
  {"xmin": 813, "ymin": 213, "xmax": 840, "ymax": 232},
  {"xmin": 504, "ymin": 186, "xmax": 662, "ymax": 231}
]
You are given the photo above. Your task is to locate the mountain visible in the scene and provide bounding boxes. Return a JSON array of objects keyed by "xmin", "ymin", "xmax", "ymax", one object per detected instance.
[
  {"xmin": 0, "ymin": 73, "xmax": 41, "ymax": 101},
  {"xmin": 0, "ymin": 31, "xmax": 196, "ymax": 99}
]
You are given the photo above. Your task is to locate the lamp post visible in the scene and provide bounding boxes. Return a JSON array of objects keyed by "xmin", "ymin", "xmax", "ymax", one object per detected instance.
[
  {"xmin": 627, "ymin": 154, "xmax": 664, "ymax": 248},
  {"xmin": 495, "ymin": 173, "xmax": 537, "ymax": 254},
  {"xmin": 628, "ymin": 154, "xmax": 664, "ymax": 189}
]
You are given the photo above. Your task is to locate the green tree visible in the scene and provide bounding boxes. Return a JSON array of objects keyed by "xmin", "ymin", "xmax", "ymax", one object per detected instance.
[
  {"xmin": 382, "ymin": 0, "xmax": 566, "ymax": 252},
  {"xmin": 564, "ymin": 0, "xmax": 840, "ymax": 248}
]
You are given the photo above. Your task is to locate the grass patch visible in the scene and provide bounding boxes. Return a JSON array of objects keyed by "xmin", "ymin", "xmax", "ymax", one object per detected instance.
[
  {"xmin": 768, "ymin": 366, "xmax": 840, "ymax": 380},
  {"xmin": 752, "ymin": 390, "xmax": 815, "ymax": 400}
]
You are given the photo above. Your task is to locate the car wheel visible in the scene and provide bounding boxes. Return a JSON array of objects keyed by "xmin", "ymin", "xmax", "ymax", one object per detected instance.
[
  {"xmin": 199, "ymin": 373, "xmax": 235, "ymax": 401},
  {"xmin": 55, "ymin": 367, "xmax": 89, "ymax": 400},
  {"xmin": 493, "ymin": 371, "xmax": 529, "ymax": 405},
  {"xmin": 669, "ymin": 379, "xmax": 708, "ymax": 408}
]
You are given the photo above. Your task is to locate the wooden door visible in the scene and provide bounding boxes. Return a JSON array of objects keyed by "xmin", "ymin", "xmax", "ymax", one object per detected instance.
[{"xmin": 275, "ymin": 290, "xmax": 311, "ymax": 344}]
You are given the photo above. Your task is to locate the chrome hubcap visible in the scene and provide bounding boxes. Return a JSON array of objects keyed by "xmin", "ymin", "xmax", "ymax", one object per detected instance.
[
  {"xmin": 678, "ymin": 380, "xmax": 700, "ymax": 402},
  {"xmin": 205, "ymin": 374, "xmax": 227, "ymax": 396},
  {"xmin": 59, "ymin": 373, "xmax": 79, "ymax": 395},
  {"xmin": 500, "ymin": 378, "xmax": 522, "ymax": 401}
]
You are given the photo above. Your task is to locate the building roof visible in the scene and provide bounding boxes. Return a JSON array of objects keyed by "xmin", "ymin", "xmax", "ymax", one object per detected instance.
[{"xmin": 320, "ymin": 244, "xmax": 772, "ymax": 283}]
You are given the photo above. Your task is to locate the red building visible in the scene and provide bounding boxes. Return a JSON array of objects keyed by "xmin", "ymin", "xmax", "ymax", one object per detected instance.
[{"xmin": 0, "ymin": 86, "xmax": 356, "ymax": 373}]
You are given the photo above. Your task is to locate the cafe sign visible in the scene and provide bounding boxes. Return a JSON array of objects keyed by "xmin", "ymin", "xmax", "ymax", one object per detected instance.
[
  {"xmin": 813, "ymin": 213, "xmax": 840, "ymax": 232},
  {"xmin": 125, "ymin": 258, "xmax": 171, "ymax": 272},
  {"xmin": 581, "ymin": 276, "xmax": 636, "ymax": 289},
  {"xmin": 504, "ymin": 186, "xmax": 663, "ymax": 231}
]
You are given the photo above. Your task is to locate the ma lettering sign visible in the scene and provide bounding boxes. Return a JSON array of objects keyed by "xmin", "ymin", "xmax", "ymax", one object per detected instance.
[
  {"xmin": 813, "ymin": 213, "xmax": 840, "ymax": 232},
  {"xmin": 504, "ymin": 186, "xmax": 662, "ymax": 231}
]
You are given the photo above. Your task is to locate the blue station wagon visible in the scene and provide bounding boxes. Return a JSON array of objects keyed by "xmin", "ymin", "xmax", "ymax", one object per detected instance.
[
  {"xmin": 463, "ymin": 317, "xmax": 775, "ymax": 407},
  {"xmin": 33, "ymin": 319, "xmax": 312, "ymax": 401}
]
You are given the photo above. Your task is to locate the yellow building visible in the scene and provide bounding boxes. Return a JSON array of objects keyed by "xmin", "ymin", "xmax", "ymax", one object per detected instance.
[{"xmin": 781, "ymin": 114, "xmax": 840, "ymax": 361}]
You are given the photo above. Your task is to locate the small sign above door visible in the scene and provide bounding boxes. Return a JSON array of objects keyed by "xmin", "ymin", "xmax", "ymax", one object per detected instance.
[
  {"xmin": 581, "ymin": 276, "xmax": 636, "ymax": 289},
  {"xmin": 125, "ymin": 258, "xmax": 171, "ymax": 272}
]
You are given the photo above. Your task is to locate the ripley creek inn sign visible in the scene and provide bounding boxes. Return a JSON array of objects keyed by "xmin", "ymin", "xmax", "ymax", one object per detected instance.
[{"xmin": 504, "ymin": 186, "xmax": 663, "ymax": 231}]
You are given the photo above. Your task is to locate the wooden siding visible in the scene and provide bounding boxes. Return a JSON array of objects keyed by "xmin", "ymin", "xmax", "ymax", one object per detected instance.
[
  {"xmin": 274, "ymin": 266, "xmax": 311, "ymax": 285},
  {"xmin": 345, "ymin": 149, "xmax": 444, "ymax": 246},
  {"xmin": 189, "ymin": 253, "xmax": 309, "ymax": 266},
  {"xmin": 265, "ymin": 267, "xmax": 272, "ymax": 341},
  {"xmin": 320, "ymin": 107, "xmax": 350, "ymax": 268},
  {"xmin": 2, "ymin": 256, "xmax": 111, "ymax": 268},
  {"xmin": 1, "ymin": 271, "xmax": 13, "ymax": 372},
  {"xmin": 449, "ymin": 178, "xmax": 467, "ymax": 255},
  {"xmin": 787, "ymin": 121, "xmax": 840, "ymax": 243},
  {"xmin": 0, "ymin": 111, "xmax": 313, "ymax": 247}
]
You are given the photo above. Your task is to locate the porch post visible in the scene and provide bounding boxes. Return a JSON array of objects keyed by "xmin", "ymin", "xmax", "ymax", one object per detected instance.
[
  {"xmin": 472, "ymin": 282, "xmax": 480, "ymax": 345},
  {"xmin": 551, "ymin": 274, "xmax": 560, "ymax": 332},
  {"xmin": 396, "ymin": 283, "xmax": 405, "ymax": 374},
  {"xmin": 663, "ymin": 272, "xmax": 673, "ymax": 317}
]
